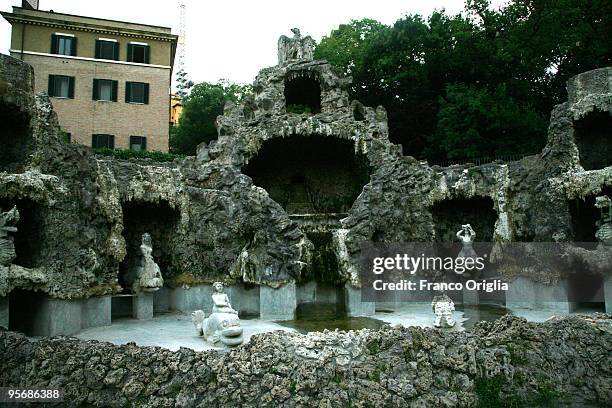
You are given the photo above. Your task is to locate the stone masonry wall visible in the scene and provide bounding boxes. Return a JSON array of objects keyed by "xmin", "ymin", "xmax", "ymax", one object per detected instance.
[{"xmin": 0, "ymin": 314, "xmax": 610, "ymax": 407}]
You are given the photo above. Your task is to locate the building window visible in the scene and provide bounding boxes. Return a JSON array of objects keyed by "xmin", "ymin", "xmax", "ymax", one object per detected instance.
[
  {"xmin": 125, "ymin": 82, "xmax": 150, "ymax": 104},
  {"xmin": 48, "ymin": 75, "xmax": 75, "ymax": 98},
  {"xmin": 92, "ymin": 134, "xmax": 115, "ymax": 149},
  {"xmin": 93, "ymin": 79, "xmax": 118, "ymax": 102},
  {"xmin": 95, "ymin": 40, "xmax": 119, "ymax": 60},
  {"xmin": 127, "ymin": 43, "xmax": 150, "ymax": 64},
  {"xmin": 51, "ymin": 34, "xmax": 76, "ymax": 56},
  {"xmin": 130, "ymin": 136, "xmax": 147, "ymax": 151}
]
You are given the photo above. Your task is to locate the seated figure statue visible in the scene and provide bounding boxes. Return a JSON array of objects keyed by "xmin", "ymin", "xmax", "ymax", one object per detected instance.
[
  {"xmin": 132, "ymin": 233, "xmax": 163, "ymax": 293},
  {"xmin": 191, "ymin": 282, "xmax": 243, "ymax": 346},
  {"xmin": 212, "ymin": 281, "xmax": 238, "ymax": 315}
]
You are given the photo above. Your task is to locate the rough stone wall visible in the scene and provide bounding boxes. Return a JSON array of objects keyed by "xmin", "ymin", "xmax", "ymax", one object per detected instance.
[
  {"xmin": 0, "ymin": 50, "xmax": 610, "ymax": 298},
  {"xmin": 0, "ymin": 314, "xmax": 610, "ymax": 407}
]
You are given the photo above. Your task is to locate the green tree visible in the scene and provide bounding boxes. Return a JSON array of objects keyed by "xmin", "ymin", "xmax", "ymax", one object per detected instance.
[
  {"xmin": 428, "ymin": 84, "xmax": 547, "ymax": 160},
  {"xmin": 315, "ymin": 0, "xmax": 611, "ymax": 161},
  {"xmin": 171, "ymin": 80, "xmax": 252, "ymax": 155}
]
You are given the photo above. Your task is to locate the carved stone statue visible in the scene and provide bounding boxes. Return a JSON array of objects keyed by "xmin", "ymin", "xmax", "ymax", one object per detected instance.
[
  {"xmin": 192, "ymin": 282, "xmax": 243, "ymax": 346},
  {"xmin": 132, "ymin": 233, "xmax": 163, "ymax": 293},
  {"xmin": 0, "ymin": 206, "xmax": 19, "ymax": 266},
  {"xmin": 278, "ymin": 28, "xmax": 316, "ymax": 64},
  {"xmin": 431, "ymin": 293, "xmax": 456, "ymax": 328},
  {"xmin": 594, "ymin": 195, "xmax": 611, "ymax": 246},
  {"xmin": 456, "ymin": 224, "xmax": 478, "ymax": 275}
]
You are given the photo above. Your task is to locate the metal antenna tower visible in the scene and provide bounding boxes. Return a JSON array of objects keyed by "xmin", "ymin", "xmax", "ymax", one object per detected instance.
[{"xmin": 175, "ymin": 0, "xmax": 193, "ymax": 98}]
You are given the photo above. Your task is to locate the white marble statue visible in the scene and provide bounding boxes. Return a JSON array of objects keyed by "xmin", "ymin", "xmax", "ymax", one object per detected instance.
[
  {"xmin": 456, "ymin": 224, "xmax": 478, "ymax": 275},
  {"xmin": 431, "ymin": 293, "xmax": 456, "ymax": 328},
  {"xmin": 595, "ymin": 195, "xmax": 611, "ymax": 246},
  {"xmin": 192, "ymin": 282, "xmax": 243, "ymax": 346},
  {"xmin": 132, "ymin": 233, "xmax": 163, "ymax": 293},
  {"xmin": 278, "ymin": 28, "xmax": 316, "ymax": 64},
  {"xmin": 0, "ymin": 206, "xmax": 19, "ymax": 266}
]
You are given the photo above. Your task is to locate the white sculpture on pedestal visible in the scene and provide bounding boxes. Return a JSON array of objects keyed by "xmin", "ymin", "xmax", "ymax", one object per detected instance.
[
  {"xmin": 192, "ymin": 282, "xmax": 243, "ymax": 346},
  {"xmin": 132, "ymin": 233, "xmax": 163, "ymax": 293},
  {"xmin": 431, "ymin": 293, "xmax": 456, "ymax": 328},
  {"xmin": 456, "ymin": 224, "xmax": 478, "ymax": 276}
]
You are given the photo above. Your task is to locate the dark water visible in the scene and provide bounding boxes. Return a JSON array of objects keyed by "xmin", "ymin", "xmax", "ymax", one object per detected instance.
[
  {"xmin": 276, "ymin": 302, "xmax": 512, "ymax": 333},
  {"xmin": 278, "ymin": 302, "xmax": 388, "ymax": 333}
]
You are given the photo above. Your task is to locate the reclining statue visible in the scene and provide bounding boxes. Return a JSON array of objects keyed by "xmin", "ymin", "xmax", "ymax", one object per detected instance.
[
  {"xmin": 132, "ymin": 233, "xmax": 163, "ymax": 293},
  {"xmin": 192, "ymin": 282, "xmax": 243, "ymax": 347}
]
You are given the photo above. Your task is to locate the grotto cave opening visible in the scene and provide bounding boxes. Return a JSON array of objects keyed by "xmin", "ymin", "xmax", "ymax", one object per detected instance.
[
  {"xmin": 284, "ymin": 71, "xmax": 321, "ymax": 114},
  {"xmin": 115, "ymin": 200, "xmax": 179, "ymax": 318},
  {"xmin": 0, "ymin": 102, "xmax": 32, "ymax": 173},
  {"xmin": 569, "ymin": 186, "xmax": 612, "ymax": 247},
  {"xmin": 0, "ymin": 198, "xmax": 45, "ymax": 268},
  {"xmin": 242, "ymin": 135, "xmax": 370, "ymax": 214},
  {"xmin": 574, "ymin": 110, "xmax": 611, "ymax": 171},
  {"xmin": 432, "ymin": 196, "xmax": 497, "ymax": 243},
  {"xmin": 8, "ymin": 289, "xmax": 46, "ymax": 336},
  {"xmin": 296, "ymin": 231, "xmax": 346, "ymax": 319},
  {"xmin": 568, "ymin": 271, "xmax": 605, "ymax": 312}
]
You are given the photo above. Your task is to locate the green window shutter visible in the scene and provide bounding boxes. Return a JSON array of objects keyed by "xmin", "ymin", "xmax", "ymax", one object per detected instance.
[
  {"xmin": 144, "ymin": 45, "xmax": 150, "ymax": 64},
  {"xmin": 71, "ymin": 37, "xmax": 77, "ymax": 56},
  {"xmin": 109, "ymin": 135, "xmax": 115, "ymax": 149},
  {"xmin": 125, "ymin": 82, "xmax": 132, "ymax": 102},
  {"xmin": 112, "ymin": 81, "xmax": 118, "ymax": 102},
  {"xmin": 91, "ymin": 134, "xmax": 97, "ymax": 148},
  {"xmin": 48, "ymin": 75, "xmax": 55, "ymax": 96},
  {"xmin": 95, "ymin": 40, "xmax": 101, "ymax": 59},
  {"xmin": 144, "ymin": 83, "xmax": 150, "ymax": 104},
  {"xmin": 92, "ymin": 79, "xmax": 99, "ymax": 100},
  {"xmin": 51, "ymin": 34, "xmax": 58, "ymax": 53},
  {"xmin": 142, "ymin": 137, "xmax": 147, "ymax": 150},
  {"xmin": 68, "ymin": 77, "xmax": 75, "ymax": 99},
  {"xmin": 127, "ymin": 44, "xmax": 133, "ymax": 62},
  {"xmin": 113, "ymin": 43, "xmax": 120, "ymax": 61}
]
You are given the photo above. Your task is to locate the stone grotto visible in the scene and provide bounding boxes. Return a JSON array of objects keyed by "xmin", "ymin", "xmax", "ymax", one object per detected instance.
[{"xmin": 0, "ymin": 30, "xmax": 611, "ymax": 407}]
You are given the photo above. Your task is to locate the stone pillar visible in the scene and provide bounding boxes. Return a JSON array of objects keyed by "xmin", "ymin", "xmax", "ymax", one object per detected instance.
[
  {"xmin": 170, "ymin": 286, "xmax": 212, "ymax": 313},
  {"xmin": 132, "ymin": 293, "xmax": 154, "ymax": 320},
  {"xmin": 227, "ymin": 285, "xmax": 260, "ymax": 316},
  {"xmin": 82, "ymin": 296, "xmax": 111, "ymax": 329},
  {"xmin": 506, "ymin": 277, "xmax": 572, "ymax": 314},
  {"xmin": 0, "ymin": 296, "xmax": 8, "ymax": 329},
  {"xmin": 462, "ymin": 286, "xmax": 479, "ymax": 306},
  {"xmin": 605, "ymin": 275, "xmax": 612, "ymax": 315},
  {"xmin": 36, "ymin": 298, "xmax": 82, "ymax": 337},
  {"xmin": 344, "ymin": 284, "xmax": 375, "ymax": 317},
  {"xmin": 260, "ymin": 282, "xmax": 296, "ymax": 321}
]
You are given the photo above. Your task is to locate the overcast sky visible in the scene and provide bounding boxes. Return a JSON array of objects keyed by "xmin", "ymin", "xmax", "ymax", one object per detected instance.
[{"xmin": 0, "ymin": 0, "xmax": 506, "ymax": 86}]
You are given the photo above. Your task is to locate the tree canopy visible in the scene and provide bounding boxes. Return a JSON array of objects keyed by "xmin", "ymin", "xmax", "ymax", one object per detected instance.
[
  {"xmin": 315, "ymin": 0, "xmax": 611, "ymax": 161},
  {"xmin": 170, "ymin": 81, "xmax": 251, "ymax": 155}
]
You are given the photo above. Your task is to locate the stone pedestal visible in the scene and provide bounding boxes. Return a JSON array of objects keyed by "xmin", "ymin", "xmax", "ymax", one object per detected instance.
[
  {"xmin": 0, "ymin": 296, "xmax": 8, "ymax": 329},
  {"xmin": 32, "ymin": 298, "xmax": 82, "ymax": 337},
  {"xmin": 170, "ymin": 286, "xmax": 213, "ymax": 313},
  {"xmin": 605, "ymin": 275, "xmax": 612, "ymax": 315},
  {"xmin": 462, "ymin": 286, "xmax": 479, "ymax": 306},
  {"xmin": 82, "ymin": 296, "xmax": 111, "ymax": 329},
  {"xmin": 133, "ymin": 293, "xmax": 154, "ymax": 320},
  {"xmin": 260, "ymin": 282, "xmax": 296, "ymax": 321},
  {"xmin": 344, "ymin": 284, "xmax": 375, "ymax": 317},
  {"xmin": 506, "ymin": 277, "xmax": 573, "ymax": 314}
]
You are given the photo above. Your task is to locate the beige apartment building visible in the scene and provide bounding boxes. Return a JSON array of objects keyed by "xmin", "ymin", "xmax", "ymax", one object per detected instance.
[{"xmin": 2, "ymin": 5, "xmax": 178, "ymax": 152}]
